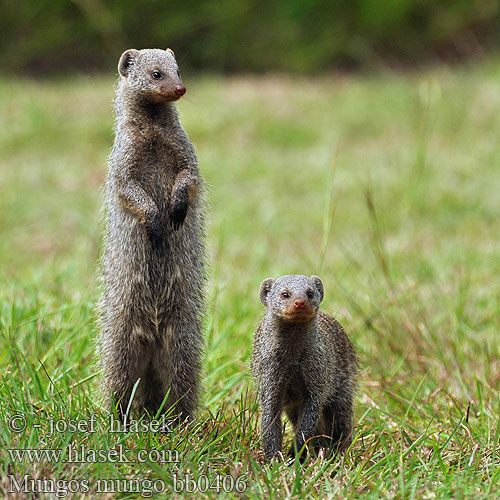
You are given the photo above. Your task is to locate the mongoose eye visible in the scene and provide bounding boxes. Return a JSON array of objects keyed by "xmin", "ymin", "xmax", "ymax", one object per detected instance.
[
  {"xmin": 307, "ymin": 290, "xmax": 314, "ymax": 299},
  {"xmin": 151, "ymin": 71, "xmax": 163, "ymax": 80},
  {"xmin": 176, "ymin": 68, "xmax": 181, "ymax": 78},
  {"xmin": 281, "ymin": 291, "xmax": 290, "ymax": 299}
]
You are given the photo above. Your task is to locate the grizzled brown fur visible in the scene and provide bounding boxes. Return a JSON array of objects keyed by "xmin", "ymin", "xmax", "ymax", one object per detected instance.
[
  {"xmin": 97, "ymin": 48, "xmax": 205, "ymax": 423},
  {"xmin": 252, "ymin": 275, "xmax": 357, "ymax": 461}
]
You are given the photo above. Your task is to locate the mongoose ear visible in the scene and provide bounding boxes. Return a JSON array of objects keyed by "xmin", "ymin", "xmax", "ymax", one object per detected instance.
[
  {"xmin": 259, "ymin": 278, "xmax": 275, "ymax": 306},
  {"xmin": 311, "ymin": 276, "xmax": 324, "ymax": 302},
  {"xmin": 166, "ymin": 48, "xmax": 175, "ymax": 57},
  {"xmin": 118, "ymin": 49, "xmax": 139, "ymax": 77}
]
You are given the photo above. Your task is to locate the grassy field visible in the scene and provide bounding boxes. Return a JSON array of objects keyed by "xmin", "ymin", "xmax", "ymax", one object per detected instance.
[{"xmin": 0, "ymin": 62, "xmax": 499, "ymax": 498}]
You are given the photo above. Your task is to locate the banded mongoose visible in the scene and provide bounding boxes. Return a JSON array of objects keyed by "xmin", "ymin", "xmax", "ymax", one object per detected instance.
[
  {"xmin": 97, "ymin": 48, "xmax": 205, "ymax": 423},
  {"xmin": 252, "ymin": 274, "xmax": 358, "ymax": 461}
]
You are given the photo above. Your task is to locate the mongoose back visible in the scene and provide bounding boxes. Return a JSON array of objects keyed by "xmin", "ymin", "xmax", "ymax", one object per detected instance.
[
  {"xmin": 97, "ymin": 48, "xmax": 205, "ymax": 423},
  {"xmin": 252, "ymin": 274, "xmax": 358, "ymax": 461}
]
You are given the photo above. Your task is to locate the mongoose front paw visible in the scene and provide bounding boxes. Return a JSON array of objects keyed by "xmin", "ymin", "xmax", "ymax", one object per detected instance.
[
  {"xmin": 148, "ymin": 228, "xmax": 163, "ymax": 249},
  {"xmin": 143, "ymin": 217, "xmax": 163, "ymax": 249},
  {"xmin": 169, "ymin": 201, "xmax": 188, "ymax": 230}
]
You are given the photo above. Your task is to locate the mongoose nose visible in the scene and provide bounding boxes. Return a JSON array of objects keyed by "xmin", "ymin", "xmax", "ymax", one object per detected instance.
[
  {"xmin": 175, "ymin": 85, "xmax": 186, "ymax": 96},
  {"xmin": 294, "ymin": 299, "xmax": 306, "ymax": 309}
]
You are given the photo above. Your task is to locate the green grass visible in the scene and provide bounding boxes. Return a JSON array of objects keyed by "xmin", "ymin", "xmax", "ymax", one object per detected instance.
[{"xmin": 1, "ymin": 62, "xmax": 500, "ymax": 498}]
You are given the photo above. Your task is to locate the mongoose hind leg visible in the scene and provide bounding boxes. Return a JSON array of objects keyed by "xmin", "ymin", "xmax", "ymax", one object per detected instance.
[
  {"xmin": 152, "ymin": 321, "xmax": 203, "ymax": 424},
  {"xmin": 100, "ymin": 324, "xmax": 149, "ymax": 422}
]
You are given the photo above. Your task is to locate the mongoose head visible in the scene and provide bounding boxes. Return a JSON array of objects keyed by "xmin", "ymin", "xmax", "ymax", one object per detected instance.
[
  {"xmin": 118, "ymin": 48, "xmax": 186, "ymax": 103},
  {"xmin": 259, "ymin": 274, "xmax": 324, "ymax": 323}
]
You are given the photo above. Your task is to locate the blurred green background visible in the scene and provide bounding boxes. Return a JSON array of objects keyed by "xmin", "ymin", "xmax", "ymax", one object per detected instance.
[{"xmin": 2, "ymin": 0, "xmax": 500, "ymax": 75}]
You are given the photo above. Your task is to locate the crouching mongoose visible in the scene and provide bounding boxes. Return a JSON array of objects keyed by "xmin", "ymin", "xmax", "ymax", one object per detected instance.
[
  {"xmin": 97, "ymin": 48, "xmax": 205, "ymax": 423},
  {"xmin": 252, "ymin": 274, "xmax": 358, "ymax": 461}
]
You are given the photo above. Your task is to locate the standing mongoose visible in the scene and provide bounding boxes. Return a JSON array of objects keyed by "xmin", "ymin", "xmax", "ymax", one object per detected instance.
[
  {"xmin": 97, "ymin": 48, "xmax": 205, "ymax": 423},
  {"xmin": 252, "ymin": 274, "xmax": 358, "ymax": 461}
]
